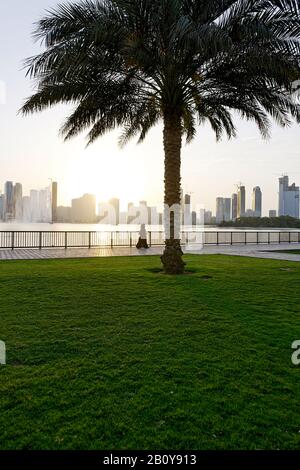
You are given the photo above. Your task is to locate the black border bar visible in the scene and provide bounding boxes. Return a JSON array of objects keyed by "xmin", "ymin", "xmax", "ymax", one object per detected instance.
[{"xmin": 0, "ymin": 451, "xmax": 300, "ymax": 468}]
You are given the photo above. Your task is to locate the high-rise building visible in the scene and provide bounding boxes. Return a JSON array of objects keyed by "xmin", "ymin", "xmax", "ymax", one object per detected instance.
[
  {"xmin": 184, "ymin": 194, "xmax": 191, "ymax": 205},
  {"xmin": 237, "ymin": 185, "xmax": 246, "ymax": 218},
  {"xmin": 148, "ymin": 206, "xmax": 159, "ymax": 225},
  {"xmin": 216, "ymin": 198, "xmax": 224, "ymax": 224},
  {"xmin": 14, "ymin": 183, "xmax": 23, "ymax": 221},
  {"xmin": 199, "ymin": 208, "xmax": 205, "ymax": 225},
  {"xmin": 192, "ymin": 211, "xmax": 197, "ymax": 226},
  {"xmin": 139, "ymin": 200, "xmax": 148, "ymax": 224},
  {"xmin": 269, "ymin": 210, "xmax": 277, "ymax": 218},
  {"xmin": 216, "ymin": 197, "xmax": 231, "ymax": 224},
  {"xmin": 252, "ymin": 186, "xmax": 262, "ymax": 218},
  {"xmin": 183, "ymin": 194, "xmax": 191, "ymax": 225},
  {"xmin": 52, "ymin": 181, "xmax": 58, "ymax": 223},
  {"xmin": 39, "ymin": 189, "xmax": 51, "ymax": 222},
  {"xmin": 4, "ymin": 181, "xmax": 14, "ymax": 220},
  {"xmin": 22, "ymin": 196, "xmax": 31, "ymax": 222},
  {"xmin": 278, "ymin": 176, "xmax": 300, "ymax": 218},
  {"xmin": 224, "ymin": 198, "xmax": 232, "ymax": 222},
  {"xmin": 119, "ymin": 212, "xmax": 128, "ymax": 224},
  {"xmin": 246, "ymin": 209, "xmax": 255, "ymax": 217},
  {"xmin": 231, "ymin": 193, "xmax": 238, "ymax": 221},
  {"xmin": 204, "ymin": 210, "xmax": 212, "ymax": 225},
  {"xmin": 57, "ymin": 206, "xmax": 72, "ymax": 223},
  {"xmin": 109, "ymin": 198, "xmax": 120, "ymax": 225},
  {"xmin": 71, "ymin": 194, "xmax": 96, "ymax": 223},
  {"xmin": 126, "ymin": 202, "xmax": 140, "ymax": 224},
  {"xmin": 30, "ymin": 190, "xmax": 40, "ymax": 222},
  {"xmin": 0, "ymin": 194, "xmax": 5, "ymax": 220}
]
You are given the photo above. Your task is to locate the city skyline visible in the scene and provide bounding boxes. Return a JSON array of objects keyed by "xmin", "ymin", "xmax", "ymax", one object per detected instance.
[
  {"xmin": 1, "ymin": 175, "xmax": 299, "ymax": 225},
  {"xmin": 1, "ymin": 0, "xmax": 300, "ymax": 217}
]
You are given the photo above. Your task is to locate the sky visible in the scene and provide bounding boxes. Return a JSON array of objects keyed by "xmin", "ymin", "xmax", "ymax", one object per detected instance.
[{"xmin": 0, "ymin": 0, "xmax": 300, "ymax": 215}]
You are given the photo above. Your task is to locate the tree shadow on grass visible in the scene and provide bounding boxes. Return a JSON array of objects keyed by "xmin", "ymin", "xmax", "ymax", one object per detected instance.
[{"xmin": 146, "ymin": 267, "xmax": 212, "ymax": 279}]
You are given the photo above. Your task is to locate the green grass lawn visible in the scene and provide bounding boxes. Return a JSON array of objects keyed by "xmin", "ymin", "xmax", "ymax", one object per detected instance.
[
  {"xmin": 0, "ymin": 255, "xmax": 300, "ymax": 450},
  {"xmin": 273, "ymin": 250, "xmax": 300, "ymax": 255}
]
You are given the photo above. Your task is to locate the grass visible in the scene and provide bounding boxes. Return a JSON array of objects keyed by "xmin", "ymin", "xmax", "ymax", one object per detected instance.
[
  {"xmin": 272, "ymin": 249, "xmax": 300, "ymax": 255},
  {"xmin": 0, "ymin": 254, "xmax": 300, "ymax": 450}
]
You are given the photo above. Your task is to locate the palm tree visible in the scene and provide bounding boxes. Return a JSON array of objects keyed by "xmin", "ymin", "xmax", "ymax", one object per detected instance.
[{"xmin": 22, "ymin": 0, "xmax": 300, "ymax": 274}]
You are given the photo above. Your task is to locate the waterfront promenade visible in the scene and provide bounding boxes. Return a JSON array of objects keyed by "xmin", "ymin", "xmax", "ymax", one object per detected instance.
[{"xmin": 0, "ymin": 243, "xmax": 300, "ymax": 262}]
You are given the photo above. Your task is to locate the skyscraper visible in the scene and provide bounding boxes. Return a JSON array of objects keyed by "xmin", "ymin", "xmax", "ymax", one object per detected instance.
[
  {"xmin": 278, "ymin": 176, "xmax": 300, "ymax": 218},
  {"xmin": 237, "ymin": 185, "xmax": 246, "ymax": 218},
  {"xmin": 192, "ymin": 211, "xmax": 197, "ymax": 226},
  {"xmin": 127, "ymin": 202, "xmax": 137, "ymax": 224},
  {"xmin": 52, "ymin": 181, "xmax": 58, "ymax": 223},
  {"xmin": 216, "ymin": 197, "xmax": 231, "ymax": 224},
  {"xmin": 30, "ymin": 190, "xmax": 40, "ymax": 222},
  {"xmin": 22, "ymin": 196, "xmax": 31, "ymax": 222},
  {"xmin": 252, "ymin": 186, "xmax": 262, "ymax": 218},
  {"xmin": 231, "ymin": 193, "xmax": 238, "ymax": 221},
  {"xmin": 4, "ymin": 181, "xmax": 14, "ymax": 220},
  {"xmin": 199, "ymin": 208, "xmax": 205, "ymax": 225},
  {"xmin": 139, "ymin": 200, "xmax": 148, "ymax": 224},
  {"xmin": 14, "ymin": 183, "xmax": 23, "ymax": 221},
  {"xmin": 0, "ymin": 194, "xmax": 5, "ymax": 220},
  {"xmin": 183, "ymin": 194, "xmax": 191, "ymax": 225},
  {"xmin": 216, "ymin": 198, "xmax": 224, "ymax": 224},
  {"xmin": 39, "ymin": 188, "xmax": 51, "ymax": 222},
  {"xmin": 148, "ymin": 206, "xmax": 159, "ymax": 225},
  {"xmin": 223, "ymin": 198, "xmax": 232, "ymax": 222},
  {"xmin": 246, "ymin": 209, "xmax": 255, "ymax": 217},
  {"xmin": 109, "ymin": 198, "xmax": 120, "ymax": 225},
  {"xmin": 204, "ymin": 210, "xmax": 212, "ymax": 225},
  {"xmin": 71, "ymin": 194, "xmax": 96, "ymax": 223}
]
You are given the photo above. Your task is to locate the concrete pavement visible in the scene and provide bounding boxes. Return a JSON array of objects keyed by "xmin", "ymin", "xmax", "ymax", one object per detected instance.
[{"xmin": 0, "ymin": 243, "xmax": 300, "ymax": 262}]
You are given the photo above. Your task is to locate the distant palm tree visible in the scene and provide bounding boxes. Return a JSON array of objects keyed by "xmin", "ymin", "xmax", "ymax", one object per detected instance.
[{"xmin": 22, "ymin": 0, "xmax": 300, "ymax": 274}]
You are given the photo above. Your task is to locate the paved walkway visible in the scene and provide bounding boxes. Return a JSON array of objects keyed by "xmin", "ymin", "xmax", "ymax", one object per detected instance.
[
  {"xmin": 199, "ymin": 244, "xmax": 300, "ymax": 262},
  {"xmin": 0, "ymin": 244, "xmax": 300, "ymax": 262},
  {"xmin": 0, "ymin": 247, "xmax": 162, "ymax": 260}
]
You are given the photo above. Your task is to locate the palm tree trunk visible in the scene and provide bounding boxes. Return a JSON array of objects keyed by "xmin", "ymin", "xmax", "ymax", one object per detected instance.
[{"xmin": 161, "ymin": 112, "xmax": 186, "ymax": 274}]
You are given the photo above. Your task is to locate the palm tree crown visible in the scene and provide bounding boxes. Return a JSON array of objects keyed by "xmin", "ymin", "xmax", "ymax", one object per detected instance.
[{"xmin": 22, "ymin": 0, "xmax": 300, "ymax": 273}]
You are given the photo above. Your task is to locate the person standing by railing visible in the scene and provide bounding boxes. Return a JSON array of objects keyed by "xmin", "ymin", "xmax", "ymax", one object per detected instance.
[{"xmin": 136, "ymin": 224, "xmax": 149, "ymax": 249}]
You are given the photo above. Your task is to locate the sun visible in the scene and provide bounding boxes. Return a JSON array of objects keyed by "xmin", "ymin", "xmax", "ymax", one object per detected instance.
[{"xmin": 66, "ymin": 151, "xmax": 147, "ymax": 208}]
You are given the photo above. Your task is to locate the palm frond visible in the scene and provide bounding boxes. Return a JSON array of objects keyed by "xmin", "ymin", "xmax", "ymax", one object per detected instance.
[{"xmin": 21, "ymin": 0, "xmax": 300, "ymax": 145}]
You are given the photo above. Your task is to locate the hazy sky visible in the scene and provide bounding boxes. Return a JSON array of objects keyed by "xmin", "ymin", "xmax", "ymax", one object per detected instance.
[{"xmin": 0, "ymin": 0, "xmax": 300, "ymax": 214}]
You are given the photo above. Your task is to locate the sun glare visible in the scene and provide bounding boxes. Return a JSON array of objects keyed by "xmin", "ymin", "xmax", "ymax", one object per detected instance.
[{"xmin": 65, "ymin": 151, "xmax": 148, "ymax": 208}]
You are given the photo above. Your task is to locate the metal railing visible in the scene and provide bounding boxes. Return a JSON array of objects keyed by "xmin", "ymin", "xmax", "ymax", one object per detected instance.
[{"xmin": 0, "ymin": 230, "xmax": 300, "ymax": 250}]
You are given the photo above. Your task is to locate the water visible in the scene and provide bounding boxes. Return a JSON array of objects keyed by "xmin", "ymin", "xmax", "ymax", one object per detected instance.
[
  {"xmin": 0, "ymin": 223, "xmax": 298, "ymax": 248},
  {"xmin": 0, "ymin": 222, "xmax": 298, "ymax": 232}
]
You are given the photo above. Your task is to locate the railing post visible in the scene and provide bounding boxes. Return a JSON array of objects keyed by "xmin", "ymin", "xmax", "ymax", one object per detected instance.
[
  {"xmin": 245, "ymin": 232, "xmax": 247, "ymax": 245},
  {"xmin": 65, "ymin": 232, "xmax": 68, "ymax": 250},
  {"xmin": 268, "ymin": 232, "xmax": 270, "ymax": 245},
  {"xmin": 289, "ymin": 232, "xmax": 291, "ymax": 244},
  {"xmin": 257, "ymin": 232, "xmax": 259, "ymax": 245},
  {"xmin": 149, "ymin": 231, "xmax": 152, "ymax": 247},
  {"xmin": 111, "ymin": 233, "xmax": 113, "ymax": 248},
  {"xmin": 217, "ymin": 232, "xmax": 219, "ymax": 246},
  {"xmin": 11, "ymin": 232, "xmax": 14, "ymax": 251},
  {"xmin": 130, "ymin": 232, "xmax": 132, "ymax": 248},
  {"xmin": 88, "ymin": 231, "xmax": 91, "ymax": 249},
  {"xmin": 231, "ymin": 232, "xmax": 233, "ymax": 245},
  {"xmin": 39, "ymin": 232, "xmax": 42, "ymax": 250}
]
